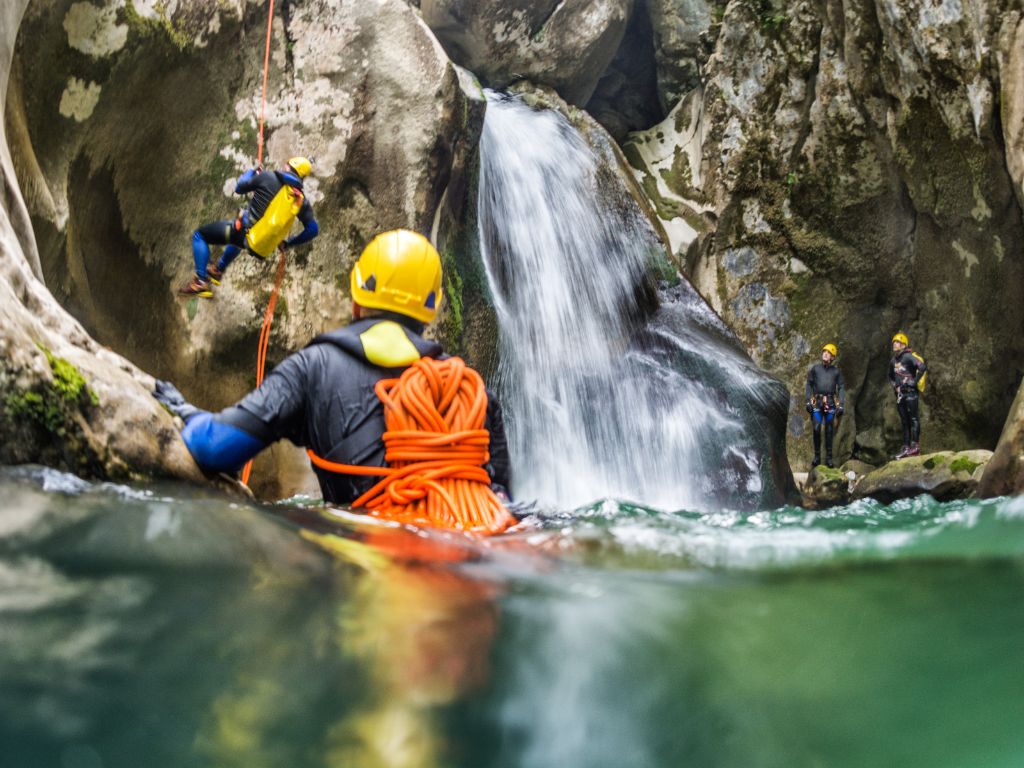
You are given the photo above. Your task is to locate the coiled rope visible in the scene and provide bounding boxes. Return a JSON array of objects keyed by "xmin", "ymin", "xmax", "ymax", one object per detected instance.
[{"xmin": 306, "ymin": 356, "xmax": 516, "ymax": 536}]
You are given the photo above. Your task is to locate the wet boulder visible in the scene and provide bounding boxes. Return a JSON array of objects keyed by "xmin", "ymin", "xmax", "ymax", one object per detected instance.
[
  {"xmin": 978, "ymin": 381, "xmax": 1024, "ymax": 497},
  {"xmin": 852, "ymin": 450, "xmax": 993, "ymax": 504},
  {"xmin": 419, "ymin": 0, "xmax": 633, "ymax": 104},
  {"xmin": 801, "ymin": 465, "xmax": 852, "ymax": 509}
]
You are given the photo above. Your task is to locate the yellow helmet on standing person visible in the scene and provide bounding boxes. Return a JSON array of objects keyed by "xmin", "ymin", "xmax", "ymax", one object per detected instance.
[
  {"xmin": 287, "ymin": 156, "xmax": 312, "ymax": 178},
  {"xmin": 822, "ymin": 343, "xmax": 838, "ymax": 358},
  {"xmin": 892, "ymin": 332, "xmax": 909, "ymax": 346},
  {"xmin": 351, "ymin": 230, "xmax": 443, "ymax": 324}
]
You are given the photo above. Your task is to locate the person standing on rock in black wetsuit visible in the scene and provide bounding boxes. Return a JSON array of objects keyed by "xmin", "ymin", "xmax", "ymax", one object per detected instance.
[
  {"xmin": 805, "ymin": 343, "xmax": 846, "ymax": 468},
  {"xmin": 889, "ymin": 332, "xmax": 928, "ymax": 459}
]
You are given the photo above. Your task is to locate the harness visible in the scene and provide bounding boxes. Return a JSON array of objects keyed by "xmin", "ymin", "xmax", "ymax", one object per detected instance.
[{"xmin": 810, "ymin": 393, "xmax": 837, "ymax": 413}]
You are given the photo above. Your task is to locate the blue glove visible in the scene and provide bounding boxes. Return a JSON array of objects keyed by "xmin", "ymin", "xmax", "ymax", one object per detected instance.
[{"xmin": 152, "ymin": 380, "xmax": 203, "ymax": 423}]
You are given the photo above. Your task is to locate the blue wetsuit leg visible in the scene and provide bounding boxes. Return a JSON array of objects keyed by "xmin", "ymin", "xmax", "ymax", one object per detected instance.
[
  {"xmin": 191, "ymin": 231, "xmax": 211, "ymax": 278},
  {"xmin": 217, "ymin": 245, "xmax": 242, "ymax": 272}
]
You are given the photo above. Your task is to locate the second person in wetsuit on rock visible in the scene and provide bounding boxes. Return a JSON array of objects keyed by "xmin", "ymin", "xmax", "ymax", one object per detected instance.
[
  {"xmin": 805, "ymin": 342, "xmax": 846, "ymax": 468},
  {"xmin": 889, "ymin": 332, "xmax": 928, "ymax": 459},
  {"xmin": 180, "ymin": 156, "xmax": 320, "ymax": 298}
]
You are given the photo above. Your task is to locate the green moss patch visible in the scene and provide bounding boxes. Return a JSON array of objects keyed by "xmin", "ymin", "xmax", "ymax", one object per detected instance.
[
  {"xmin": 4, "ymin": 345, "xmax": 98, "ymax": 435},
  {"xmin": 949, "ymin": 456, "xmax": 980, "ymax": 475}
]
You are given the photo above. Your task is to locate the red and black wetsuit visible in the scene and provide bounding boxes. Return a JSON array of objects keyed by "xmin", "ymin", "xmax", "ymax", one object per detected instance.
[{"xmin": 888, "ymin": 349, "xmax": 927, "ymax": 446}]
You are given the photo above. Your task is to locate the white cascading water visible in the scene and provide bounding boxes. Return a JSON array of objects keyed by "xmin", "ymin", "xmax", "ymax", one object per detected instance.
[{"xmin": 478, "ymin": 93, "xmax": 765, "ymax": 511}]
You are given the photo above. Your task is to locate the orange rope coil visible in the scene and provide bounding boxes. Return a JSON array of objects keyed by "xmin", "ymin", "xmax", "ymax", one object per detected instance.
[{"xmin": 307, "ymin": 356, "xmax": 516, "ymax": 536}]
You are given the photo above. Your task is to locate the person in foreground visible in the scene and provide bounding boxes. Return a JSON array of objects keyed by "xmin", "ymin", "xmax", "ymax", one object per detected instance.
[
  {"xmin": 804, "ymin": 342, "xmax": 846, "ymax": 468},
  {"xmin": 179, "ymin": 156, "xmax": 320, "ymax": 298},
  {"xmin": 156, "ymin": 229, "xmax": 511, "ymax": 508},
  {"xmin": 889, "ymin": 331, "xmax": 927, "ymax": 459}
]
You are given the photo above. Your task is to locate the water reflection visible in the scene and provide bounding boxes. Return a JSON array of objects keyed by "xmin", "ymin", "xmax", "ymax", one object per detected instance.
[{"xmin": 297, "ymin": 522, "xmax": 503, "ymax": 768}]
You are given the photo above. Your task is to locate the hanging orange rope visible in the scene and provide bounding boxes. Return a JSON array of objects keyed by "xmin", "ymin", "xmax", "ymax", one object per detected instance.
[
  {"xmin": 307, "ymin": 356, "xmax": 516, "ymax": 536},
  {"xmin": 240, "ymin": 0, "xmax": 282, "ymax": 487},
  {"xmin": 256, "ymin": 0, "xmax": 275, "ymax": 165},
  {"xmin": 240, "ymin": 247, "xmax": 286, "ymax": 486}
]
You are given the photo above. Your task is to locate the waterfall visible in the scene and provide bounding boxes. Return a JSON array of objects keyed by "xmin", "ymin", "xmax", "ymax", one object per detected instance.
[{"xmin": 478, "ymin": 93, "xmax": 787, "ymax": 511}]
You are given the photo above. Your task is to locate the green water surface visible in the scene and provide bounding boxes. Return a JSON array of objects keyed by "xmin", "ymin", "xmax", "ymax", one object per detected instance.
[{"xmin": 1, "ymin": 466, "xmax": 1022, "ymax": 768}]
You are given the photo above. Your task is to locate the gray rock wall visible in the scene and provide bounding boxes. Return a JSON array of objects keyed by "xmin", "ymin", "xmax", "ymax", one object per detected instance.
[
  {"xmin": 626, "ymin": 0, "xmax": 1024, "ymax": 470},
  {"xmin": 420, "ymin": 0, "xmax": 634, "ymax": 104},
  {"xmin": 0, "ymin": 0, "xmax": 203, "ymax": 483}
]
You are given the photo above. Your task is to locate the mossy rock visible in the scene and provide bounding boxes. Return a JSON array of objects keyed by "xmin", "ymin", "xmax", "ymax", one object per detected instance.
[
  {"xmin": 802, "ymin": 464, "xmax": 851, "ymax": 508},
  {"xmin": 852, "ymin": 450, "xmax": 990, "ymax": 503}
]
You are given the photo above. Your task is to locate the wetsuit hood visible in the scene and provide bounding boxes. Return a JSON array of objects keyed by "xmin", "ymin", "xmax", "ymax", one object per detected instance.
[{"xmin": 308, "ymin": 315, "xmax": 442, "ymax": 369}]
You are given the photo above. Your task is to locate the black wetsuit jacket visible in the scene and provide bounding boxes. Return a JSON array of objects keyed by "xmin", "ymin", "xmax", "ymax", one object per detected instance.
[
  {"xmin": 213, "ymin": 315, "xmax": 511, "ymax": 504},
  {"xmin": 888, "ymin": 349, "xmax": 927, "ymax": 393},
  {"xmin": 236, "ymin": 169, "xmax": 315, "ymax": 230},
  {"xmin": 805, "ymin": 362, "xmax": 846, "ymax": 409}
]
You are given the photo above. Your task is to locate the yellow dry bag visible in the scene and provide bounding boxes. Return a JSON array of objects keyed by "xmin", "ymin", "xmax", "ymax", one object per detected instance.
[
  {"xmin": 911, "ymin": 351, "xmax": 927, "ymax": 393},
  {"xmin": 245, "ymin": 183, "xmax": 304, "ymax": 259}
]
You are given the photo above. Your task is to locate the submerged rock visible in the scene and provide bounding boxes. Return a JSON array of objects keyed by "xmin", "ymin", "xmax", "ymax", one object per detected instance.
[{"xmin": 852, "ymin": 450, "xmax": 993, "ymax": 504}]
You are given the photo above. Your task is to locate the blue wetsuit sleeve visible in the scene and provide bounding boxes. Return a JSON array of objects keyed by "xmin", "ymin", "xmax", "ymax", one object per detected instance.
[
  {"xmin": 180, "ymin": 349, "xmax": 313, "ymax": 473},
  {"xmin": 234, "ymin": 168, "xmax": 258, "ymax": 194},
  {"xmin": 285, "ymin": 203, "xmax": 318, "ymax": 247},
  {"xmin": 285, "ymin": 219, "xmax": 318, "ymax": 247},
  {"xmin": 182, "ymin": 412, "xmax": 267, "ymax": 473}
]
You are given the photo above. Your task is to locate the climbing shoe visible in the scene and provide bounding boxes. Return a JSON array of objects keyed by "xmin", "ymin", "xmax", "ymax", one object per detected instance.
[
  {"xmin": 894, "ymin": 445, "xmax": 911, "ymax": 460},
  {"xmin": 825, "ymin": 459, "xmax": 834, "ymax": 468},
  {"xmin": 811, "ymin": 456, "xmax": 821, "ymax": 468},
  {"xmin": 906, "ymin": 443, "xmax": 920, "ymax": 457},
  {"xmin": 207, "ymin": 264, "xmax": 224, "ymax": 285},
  {"xmin": 178, "ymin": 274, "xmax": 213, "ymax": 298}
]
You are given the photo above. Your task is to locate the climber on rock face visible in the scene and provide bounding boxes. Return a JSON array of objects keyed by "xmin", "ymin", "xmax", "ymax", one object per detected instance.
[
  {"xmin": 158, "ymin": 229, "xmax": 512, "ymax": 508},
  {"xmin": 805, "ymin": 342, "xmax": 846, "ymax": 469},
  {"xmin": 179, "ymin": 156, "xmax": 319, "ymax": 298}
]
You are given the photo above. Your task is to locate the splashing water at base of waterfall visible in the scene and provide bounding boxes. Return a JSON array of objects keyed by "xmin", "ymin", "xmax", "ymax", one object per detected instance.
[{"xmin": 477, "ymin": 93, "xmax": 784, "ymax": 512}]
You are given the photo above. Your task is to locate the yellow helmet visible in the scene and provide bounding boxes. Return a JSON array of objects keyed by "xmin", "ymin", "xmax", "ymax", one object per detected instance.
[
  {"xmin": 350, "ymin": 230, "xmax": 443, "ymax": 323},
  {"xmin": 822, "ymin": 343, "xmax": 838, "ymax": 357},
  {"xmin": 287, "ymin": 156, "xmax": 312, "ymax": 178},
  {"xmin": 892, "ymin": 332, "xmax": 909, "ymax": 346}
]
